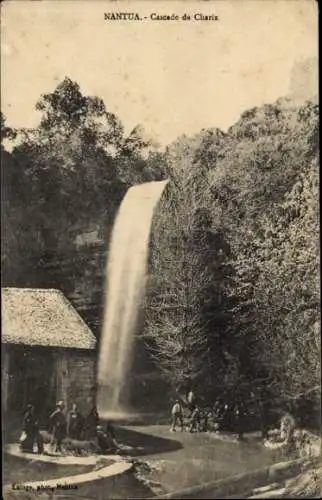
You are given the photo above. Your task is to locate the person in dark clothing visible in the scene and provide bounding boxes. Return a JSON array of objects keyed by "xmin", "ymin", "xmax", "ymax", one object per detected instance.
[
  {"xmin": 258, "ymin": 398, "xmax": 270, "ymax": 440},
  {"xmin": 105, "ymin": 420, "xmax": 116, "ymax": 441},
  {"xmin": 234, "ymin": 401, "xmax": 245, "ymax": 440},
  {"xmin": 211, "ymin": 401, "xmax": 221, "ymax": 431},
  {"xmin": 222, "ymin": 403, "xmax": 230, "ymax": 430},
  {"xmin": 20, "ymin": 404, "xmax": 43, "ymax": 453},
  {"xmin": 85, "ymin": 406, "xmax": 100, "ymax": 439},
  {"xmin": 200, "ymin": 409, "xmax": 210, "ymax": 432},
  {"xmin": 67, "ymin": 403, "xmax": 84, "ymax": 440},
  {"xmin": 96, "ymin": 425, "xmax": 118, "ymax": 453},
  {"xmin": 212, "ymin": 400, "xmax": 221, "ymax": 428},
  {"xmin": 49, "ymin": 401, "xmax": 67, "ymax": 453},
  {"xmin": 213, "ymin": 400, "xmax": 220, "ymax": 416},
  {"xmin": 189, "ymin": 406, "xmax": 201, "ymax": 432},
  {"xmin": 258, "ymin": 386, "xmax": 272, "ymax": 440}
]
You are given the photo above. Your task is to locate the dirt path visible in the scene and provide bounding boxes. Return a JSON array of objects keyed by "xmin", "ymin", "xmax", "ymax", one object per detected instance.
[
  {"xmin": 122, "ymin": 425, "xmax": 283, "ymax": 494},
  {"xmin": 5, "ymin": 443, "xmax": 123, "ymax": 465}
]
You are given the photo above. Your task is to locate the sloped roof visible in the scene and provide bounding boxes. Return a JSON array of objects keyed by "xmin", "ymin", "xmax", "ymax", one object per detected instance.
[{"xmin": 1, "ymin": 288, "xmax": 96, "ymax": 350}]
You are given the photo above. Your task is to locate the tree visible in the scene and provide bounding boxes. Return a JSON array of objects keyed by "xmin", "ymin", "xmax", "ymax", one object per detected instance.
[
  {"xmin": 142, "ymin": 133, "xmax": 234, "ymax": 396},
  {"xmin": 142, "ymin": 95, "xmax": 319, "ymax": 408},
  {"xmin": 35, "ymin": 77, "xmax": 124, "ymax": 151},
  {"xmin": 12, "ymin": 78, "xmax": 126, "ymax": 234},
  {"xmin": 1, "ymin": 112, "xmax": 16, "ymax": 147},
  {"xmin": 116, "ymin": 125, "xmax": 167, "ymax": 186},
  {"xmin": 2, "ymin": 72, "xmax": 319, "ymax": 412},
  {"xmin": 143, "ymin": 190, "xmax": 210, "ymax": 390},
  {"xmin": 209, "ymin": 98, "xmax": 319, "ymax": 402},
  {"xmin": 2, "ymin": 78, "xmax": 169, "ymax": 332},
  {"xmin": 250, "ymin": 154, "xmax": 319, "ymax": 400}
]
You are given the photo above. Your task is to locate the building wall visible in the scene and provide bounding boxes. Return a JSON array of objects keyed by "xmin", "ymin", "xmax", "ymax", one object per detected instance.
[
  {"xmin": 2, "ymin": 344, "xmax": 96, "ymax": 436},
  {"xmin": 1, "ymin": 346, "xmax": 10, "ymax": 414},
  {"xmin": 54, "ymin": 349, "xmax": 69, "ymax": 409},
  {"xmin": 3, "ymin": 344, "xmax": 57, "ymax": 428},
  {"xmin": 61, "ymin": 349, "xmax": 97, "ymax": 414}
]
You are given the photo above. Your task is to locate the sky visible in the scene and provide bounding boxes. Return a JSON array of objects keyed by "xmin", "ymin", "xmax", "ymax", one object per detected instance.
[{"xmin": 1, "ymin": 0, "xmax": 318, "ymax": 146}]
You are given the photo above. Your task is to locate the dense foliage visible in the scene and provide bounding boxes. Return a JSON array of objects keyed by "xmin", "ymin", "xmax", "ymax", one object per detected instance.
[
  {"xmin": 144, "ymin": 97, "xmax": 320, "ymax": 407},
  {"xmin": 1, "ymin": 80, "xmax": 165, "ymax": 330},
  {"xmin": 1, "ymin": 78, "xmax": 319, "ymax": 412}
]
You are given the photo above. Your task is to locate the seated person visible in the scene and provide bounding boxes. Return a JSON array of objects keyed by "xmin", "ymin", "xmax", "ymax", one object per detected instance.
[
  {"xmin": 96, "ymin": 425, "xmax": 118, "ymax": 453},
  {"xmin": 200, "ymin": 409, "xmax": 210, "ymax": 432},
  {"xmin": 105, "ymin": 420, "xmax": 116, "ymax": 441}
]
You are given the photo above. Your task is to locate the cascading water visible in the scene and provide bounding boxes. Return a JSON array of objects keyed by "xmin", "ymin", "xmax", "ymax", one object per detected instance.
[{"xmin": 97, "ymin": 180, "xmax": 168, "ymax": 419}]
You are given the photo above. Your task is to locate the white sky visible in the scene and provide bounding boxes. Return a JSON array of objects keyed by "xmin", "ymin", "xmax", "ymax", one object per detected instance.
[{"xmin": 1, "ymin": 0, "xmax": 318, "ymax": 146}]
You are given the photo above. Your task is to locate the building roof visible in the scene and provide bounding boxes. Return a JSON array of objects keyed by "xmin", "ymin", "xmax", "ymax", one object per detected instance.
[{"xmin": 1, "ymin": 288, "xmax": 96, "ymax": 350}]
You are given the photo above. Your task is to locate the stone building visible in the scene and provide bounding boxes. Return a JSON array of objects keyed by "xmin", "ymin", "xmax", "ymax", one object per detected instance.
[{"xmin": 2, "ymin": 288, "xmax": 97, "ymax": 424}]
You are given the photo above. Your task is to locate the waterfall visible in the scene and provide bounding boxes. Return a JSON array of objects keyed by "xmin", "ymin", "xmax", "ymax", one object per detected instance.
[{"xmin": 97, "ymin": 180, "xmax": 168, "ymax": 419}]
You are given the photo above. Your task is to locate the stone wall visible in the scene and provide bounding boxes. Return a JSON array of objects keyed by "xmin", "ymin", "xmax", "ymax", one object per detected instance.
[{"xmin": 62, "ymin": 349, "xmax": 97, "ymax": 414}]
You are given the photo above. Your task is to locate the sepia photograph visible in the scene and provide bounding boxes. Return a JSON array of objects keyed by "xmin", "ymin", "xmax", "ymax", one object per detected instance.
[{"xmin": 1, "ymin": 0, "xmax": 320, "ymax": 498}]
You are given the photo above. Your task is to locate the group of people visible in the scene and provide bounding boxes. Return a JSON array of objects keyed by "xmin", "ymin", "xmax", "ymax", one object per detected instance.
[
  {"xmin": 171, "ymin": 390, "xmax": 209, "ymax": 433},
  {"xmin": 20, "ymin": 400, "xmax": 118, "ymax": 455},
  {"xmin": 170, "ymin": 389, "xmax": 299, "ymax": 447},
  {"xmin": 170, "ymin": 390, "xmax": 252, "ymax": 438}
]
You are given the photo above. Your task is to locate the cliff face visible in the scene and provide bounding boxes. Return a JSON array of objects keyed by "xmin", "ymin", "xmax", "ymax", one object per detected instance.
[
  {"xmin": 36, "ymin": 233, "xmax": 108, "ymax": 338},
  {"xmin": 62, "ymin": 246, "xmax": 108, "ymax": 337}
]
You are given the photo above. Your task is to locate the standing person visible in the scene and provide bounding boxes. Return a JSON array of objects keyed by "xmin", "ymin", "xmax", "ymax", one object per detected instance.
[
  {"xmin": 49, "ymin": 401, "xmax": 67, "ymax": 453},
  {"xmin": 259, "ymin": 386, "xmax": 271, "ymax": 441},
  {"xmin": 170, "ymin": 400, "xmax": 184, "ymax": 432},
  {"xmin": 20, "ymin": 404, "xmax": 43, "ymax": 453},
  {"xmin": 280, "ymin": 411, "xmax": 296, "ymax": 446},
  {"xmin": 200, "ymin": 409, "xmax": 210, "ymax": 432},
  {"xmin": 105, "ymin": 420, "xmax": 119, "ymax": 451},
  {"xmin": 189, "ymin": 406, "xmax": 201, "ymax": 433},
  {"xmin": 222, "ymin": 403, "xmax": 230, "ymax": 430},
  {"xmin": 85, "ymin": 405, "xmax": 100, "ymax": 439},
  {"xmin": 67, "ymin": 403, "xmax": 84, "ymax": 440},
  {"xmin": 213, "ymin": 400, "xmax": 222, "ymax": 430},
  {"xmin": 187, "ymin": 389, "xmax": 195, "ymax": 415},
  {"xmin": 258, "ymin": 397, "xmax": 269, "ymax": 440},
  {"xmin": 235, "ymin": 401, "xmax": 245, "ymax": 440},
  {"xmin": 212, "ymin": 400, "xmax": 221, "ymax": 431}
]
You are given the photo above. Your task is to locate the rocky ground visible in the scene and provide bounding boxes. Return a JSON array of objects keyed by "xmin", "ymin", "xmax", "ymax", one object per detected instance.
[{"xmin": 245, "ymin": 462, "xmax": 322, "ymax": 499}]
